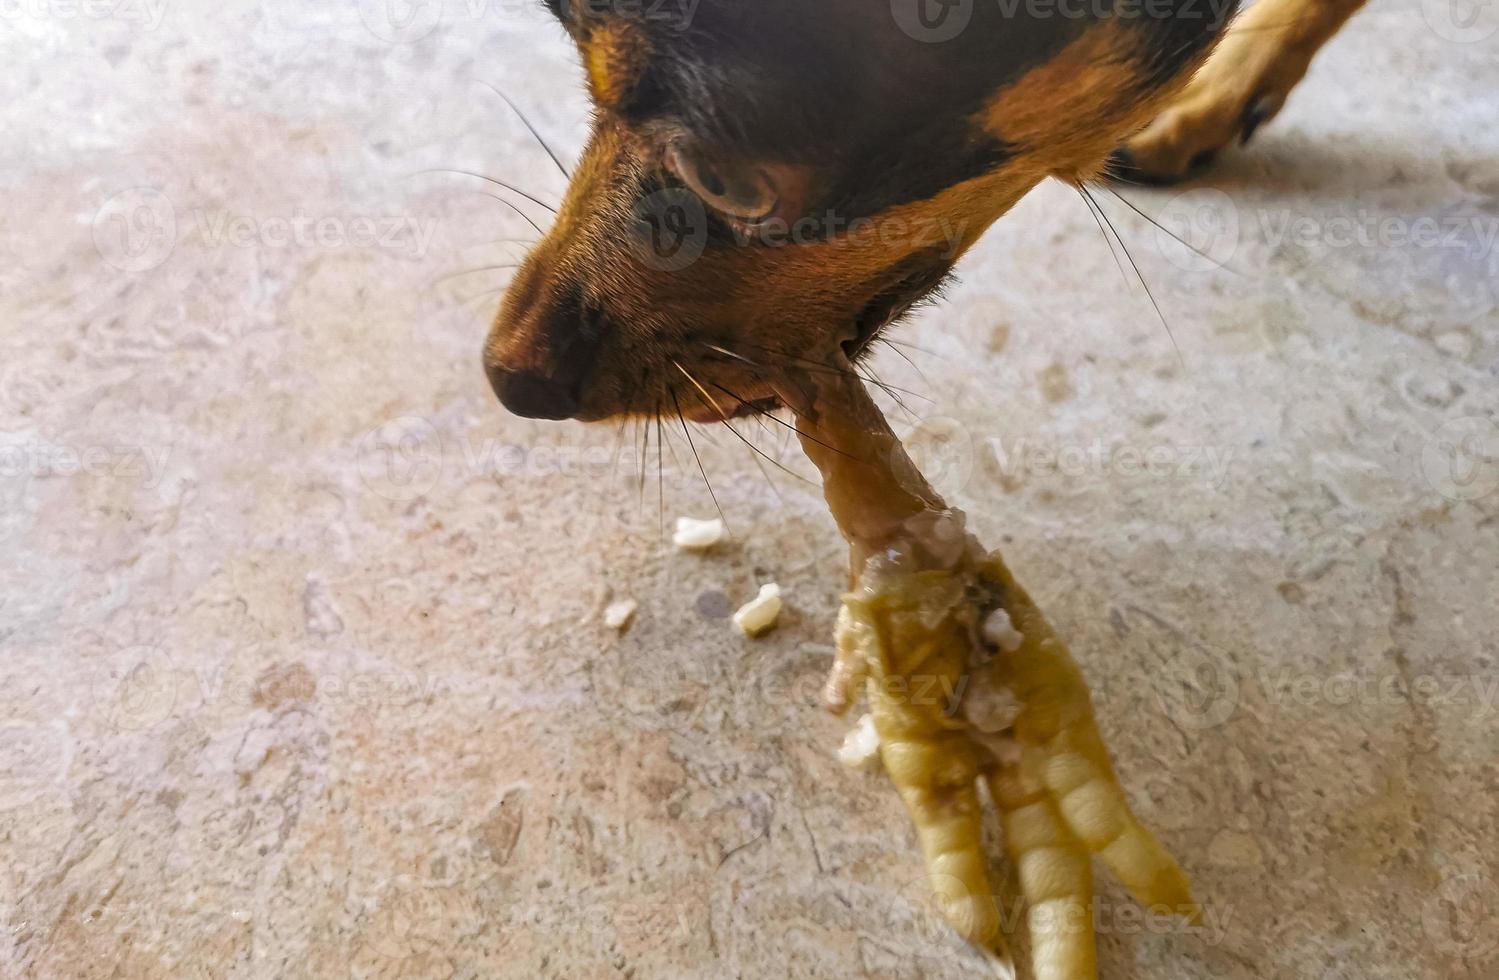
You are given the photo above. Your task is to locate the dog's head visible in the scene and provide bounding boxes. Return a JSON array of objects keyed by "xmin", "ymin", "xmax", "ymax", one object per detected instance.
[{"xmin": 483, "ymin": 0, "xmax": 1235, "ymax": 422}]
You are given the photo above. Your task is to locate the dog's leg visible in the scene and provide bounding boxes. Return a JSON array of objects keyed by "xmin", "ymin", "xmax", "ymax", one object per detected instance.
[{"xmin": 1110, "ymin": 0, "xmax": 1368, "ymax": 184}]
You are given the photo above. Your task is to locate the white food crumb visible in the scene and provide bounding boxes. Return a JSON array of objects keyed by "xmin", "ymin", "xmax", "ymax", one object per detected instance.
[
  {"xmin": 963, "ymin": 683, "xmax": 1022, "ymax": 734},
  {"xmin": 732, "ymin": 583, "xmax": 783, "ymax": 637},
  {"xmin": 604, "ymin": 599, "xmax": 637, "ymax": 631},
  {"xmin": 983, "ymin": 608, "xmax": 1024, "ymax": 653},
  {"xmin": 837, "ymin": 713, "xmax": 881, "ymax": 769},
  {"xmin": 673, "ymin": 516, "xmax": 726, "ymax": 550}
]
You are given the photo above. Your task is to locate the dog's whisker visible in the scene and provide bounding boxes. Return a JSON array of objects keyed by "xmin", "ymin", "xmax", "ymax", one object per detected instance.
[
  {"xmin": 878, "ymin": 337, "xmax": 933, "ymax": 388},
  {"xmin": 1076, "ymin": 183, "xmax": 1133, "ymax": 287},
  {"xmin": 655, "ymin": 404, "xmax": 665, "ymax": 538},
  {"xmin": 671, "ymin": 387, "xmax": 726, "ymax": 528},
  {"xmin": 671, "ymin": 359, "xmax": 731, "ymax": 420},
  {"xmin": 677, "ymin": 367, "xmax": 804, "ymax": 493},
  {"xmin": 610, "ymin": 417, "xmax": 628, "ymax": 483},
  {"xmin": 480, "ymin": 81, "xmax": 573, "ymax": 180},
  {"xmin": 420, "ymin": 167, "xmax": 560, "ymax": 216},
  {"xmin": 736, "ymin": 422, "xmax": 791, "ymax": 501},
  {"xmin": 639, "ymin": 402, "xmax": 650, "ymax": 509},
  {"xmin": 750, "ymin": 342, "xmax": 933, "ymax": 402},
  {"xmin": 864, "ymin": 366, "xmax": 920, "ymax": 420},
  {"xmin": 478, "ymin": 192, "xmax": 547, "ymax": 237},
  {"xmin": 1082, "ymin": 185, "xmax": 1186, "ymax": 371},
  {"xmin": 881, "ymin": 337, "xmax": 944, "ymax": 360},
  {"xmin": 1097, "ymin": 184, "xmax": 1243, "ymax": 277},
  {"xmin": 428, "ymin": 263, "xmax": 521, "ymax": 288},
  {"xmin": 702, "ymin": 342, "xmax": 763, "ymax": 368},
  {"xmin": 455, "ymin": 284, "xmax": 518, "ymax": 308},
  {"xmin": 706, "ymin": 380, "xmax": 868, "ymax": 465}
]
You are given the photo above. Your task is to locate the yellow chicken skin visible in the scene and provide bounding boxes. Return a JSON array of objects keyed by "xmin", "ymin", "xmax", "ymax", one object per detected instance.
[{"xmin": 780, "ymin": 364, "xmax": 1197, "ymax": 980}]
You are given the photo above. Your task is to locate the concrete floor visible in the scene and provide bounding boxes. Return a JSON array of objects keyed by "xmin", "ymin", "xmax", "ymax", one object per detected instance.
[{"xmin": 3, "ymin": 3, "xmax": 1497, "ymax": 978}]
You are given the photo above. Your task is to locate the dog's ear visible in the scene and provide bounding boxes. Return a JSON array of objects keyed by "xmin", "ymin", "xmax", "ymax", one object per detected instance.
[{"xmin": 542, "ymin": 1, "xmax": 657, "ymax": 113}]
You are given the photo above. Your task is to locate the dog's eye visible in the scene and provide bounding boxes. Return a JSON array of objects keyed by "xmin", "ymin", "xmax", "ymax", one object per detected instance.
[{"xmin": 665, "ymin": 144, "xmax": 778, "ymax": 224}]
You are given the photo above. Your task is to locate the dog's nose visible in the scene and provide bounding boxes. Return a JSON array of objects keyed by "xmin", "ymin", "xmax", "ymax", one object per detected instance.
[{"xmin": 485, "ymin": 361, "xmax": 580, "ymax": 421}]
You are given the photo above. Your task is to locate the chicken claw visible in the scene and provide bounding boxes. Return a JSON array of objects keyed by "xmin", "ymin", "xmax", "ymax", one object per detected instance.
[{"xmin": 788, "ymin": 364, "xmax": 1196, "ymax": 978}]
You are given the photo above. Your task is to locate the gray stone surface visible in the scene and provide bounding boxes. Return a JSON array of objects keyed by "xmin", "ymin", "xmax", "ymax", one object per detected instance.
[{"xmin": 2, "ymin": 3, "xmax": 1496, "ymax": 978}]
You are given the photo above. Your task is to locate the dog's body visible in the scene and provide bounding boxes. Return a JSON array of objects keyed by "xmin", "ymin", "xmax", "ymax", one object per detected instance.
[{"xmin": 484, "ymin": 0, "xmax": 1367, "ymax": 428}]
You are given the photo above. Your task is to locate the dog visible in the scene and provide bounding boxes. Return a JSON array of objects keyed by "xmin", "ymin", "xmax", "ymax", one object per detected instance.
[{"xmin": 482, "ymin": 0, "xmax": 1367, "ymax": 426}]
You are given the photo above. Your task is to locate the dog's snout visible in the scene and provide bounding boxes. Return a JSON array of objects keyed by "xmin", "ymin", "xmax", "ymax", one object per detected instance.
[
  {"xmin": 485, "ymin": 361, "xmax": 581, "ymax": 421},
  {"xmin": 484, "ymin": 269, "xmax": 605, "ymax": 421}
]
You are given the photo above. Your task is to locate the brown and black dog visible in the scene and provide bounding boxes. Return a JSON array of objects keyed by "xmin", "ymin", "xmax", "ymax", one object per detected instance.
[{"xmin": 483, "ymin": 0, "xmax": 1366, "ymax": 426}]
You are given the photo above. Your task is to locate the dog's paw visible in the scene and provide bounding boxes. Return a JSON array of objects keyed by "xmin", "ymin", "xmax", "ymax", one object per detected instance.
[
  {"xmin": 1109, "ymin": 0, "xmax": 1361, "ymax": 184},
  {"xmin": 1109, "ymin": 33, "xmax": 1300, "ymax": 184}
]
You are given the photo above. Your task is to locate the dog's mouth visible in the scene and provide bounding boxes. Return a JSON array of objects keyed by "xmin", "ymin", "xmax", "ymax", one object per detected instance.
[
  {"xmin": 843, "ymin": 254, "xmax": 954, "ymax": 362},
  {"xmin": 677, "ymin": 256, "xmax": 953, "ymax": 424}
]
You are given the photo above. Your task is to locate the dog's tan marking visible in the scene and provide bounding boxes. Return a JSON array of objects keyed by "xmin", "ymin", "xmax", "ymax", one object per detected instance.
[
  {"xmin": 985, "ymin": 23, "xmax": 1217, "ymax": 181},
  {"xmin": 583, "ymin": 22, "xmax": 651, "ymax": 109}
]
